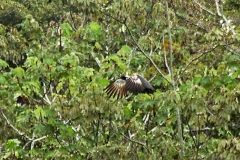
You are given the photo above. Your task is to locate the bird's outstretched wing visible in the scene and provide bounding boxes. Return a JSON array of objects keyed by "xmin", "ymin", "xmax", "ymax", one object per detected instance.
[
  {"xmin": 125, "ymin": 74, "xmax": 145, "ymax": 94},
  {"xmin": 137, "ymin": 75, "xmax": 155, "ymax": 93},
  {"xmin": 104, "ymin": 74, "xmax": 155, "ymax": 99},
  {"xmin": 104, "ymin": 79, "xmax": 128, "ymax": 99}
]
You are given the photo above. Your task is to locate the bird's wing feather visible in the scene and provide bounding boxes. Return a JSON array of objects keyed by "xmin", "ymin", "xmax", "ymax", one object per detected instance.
[
  {"xmin": 104, "ymin": 74, "xmax": 155, "ymax": 99},
  {"xmin": 126, "ymin": 76, "xmax": 145, "ymax": 94},
  {"xmin": 104, "ymin": 79, "xmax": 127, "ymax": 99},
  {"xmin": 137, "ymin": 75, "xmax": 155, "ymax": 92}
]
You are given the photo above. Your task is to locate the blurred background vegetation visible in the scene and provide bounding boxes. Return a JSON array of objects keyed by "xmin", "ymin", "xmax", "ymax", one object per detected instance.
[{"xmin": 1, "ymin": 0, "xmax": 240, "ymax": 159}]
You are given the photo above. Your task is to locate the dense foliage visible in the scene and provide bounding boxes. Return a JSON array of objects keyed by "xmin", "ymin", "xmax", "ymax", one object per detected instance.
[{"xmin": 1, "ymin": 0, "xmax": 240, "ymax": 159}]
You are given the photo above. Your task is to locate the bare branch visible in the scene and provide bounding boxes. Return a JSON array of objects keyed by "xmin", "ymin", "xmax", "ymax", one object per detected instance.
[
  {"xmin": 178, "ymin": 44, "xmax": 220, "ymax": 81},
  {"xmin": 42, "ymin": 82, "xmax": 52, "ymax": 105},
  {"xmin": 1, "ymin": 111, "xmax": 31, "ymax": 141},
  {"xmin": 184, "ymin": 127, "xmax": 214, "ymax": 133},
  {"xmin": 124, "ymin": 22, "xmax": 173, "ymax": 86},
  {"xmin": 175, "ymin": 12, "xmax": 208, "ymax": 32},
  {"xmin": 215, "ymin": 0, "xmax": 235, "ymax": 34},
  {"xmin": 30, "ymin": 134, "xmax": 47, "ymax": 150},
  {"xmin": 0, "ymin": 10, "xmax": 14, "ymax": 19},
  {"xmin": 100, "ymin": 10, "xmax": 173, "ymax": 86},
  {"xmin": 2, "ymin": 111, "xmax": 48, "ymax": 150},
  {"xmin": 110, "ymin": 128, "xmax": 150, "ymax": 153},
  {"xmin": 193, "ymin": 0, "xmax": 215, "ymax": 15},
  {"xmin": 166, "ymin": 1, "xmax": 184, "ymax": 157},
  {"xmin": 165, "ymin": 2, "xmax": 174, "ymax": 86},
  {"xmin": 148, "ymin": 74, "xmax": 156, "ymax": 82},
  {"xmin": 162, "ymin": 34, "xmax": 171, "ymax": 76}
]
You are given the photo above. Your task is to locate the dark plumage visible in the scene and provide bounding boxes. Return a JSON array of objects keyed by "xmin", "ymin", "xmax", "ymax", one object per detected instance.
[{"xmin": 104, "ymin": 73, "xmax": 155, "ymax": 99}]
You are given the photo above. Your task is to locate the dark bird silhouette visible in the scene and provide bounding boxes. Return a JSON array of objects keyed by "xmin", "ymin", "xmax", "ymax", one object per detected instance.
[{"xmin": 104, "ymin": 73, "xmax": 155, "ymax": 99}]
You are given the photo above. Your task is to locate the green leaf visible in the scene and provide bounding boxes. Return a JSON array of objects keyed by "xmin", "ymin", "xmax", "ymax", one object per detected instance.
[
  {"xmin": 130, "ymin": 110, "xmax": 142, "ymax": 123},
  {"xmin": 17, "ymin": 112, "xmax": 31, "ymax": 123},
  {"xmin": 0, "ymin": 59, "xmax": 9, "ymax": 68},
  {"xmin": 61, "ymin": 23, "xmax": 74, "ymax": 38},
  {"xmin": 59, "ymin": 54, "xmax": 79, "ymax": 66},
  {"xmin": 33, "ymin": 124, "xmax": 47, "ymax": 135},
  {"xmin": 6, "ymin": 139, "xmax": 21, "ymax": 151},
  {"xmin": 94, "ymin": 42, "xmax": 102, "ymax": 50},
  {"xmin": 33, "ymin": 106, "xmax": 45, "ymax": 120},
  {"xmin": 0, "ymin": 75, "xmax": 7, "ymax": 84},
  {"xmin": 59, "ymin": 125, "xmax": 76, "ymax": 138},
  {"xmin": 96, "ymin": 78, "xmax": 109, "ymax": 89},
  {"xmin": 169, "ymin": 91, "xmax": 181, "ymax": 103},
  {"xmin": 123, "ymin": 106, "xmax": 133, "ymax": 119},
  {"xmin": 106, "ymin": 55, "xmax": 127, "ymax": 71},
  {"xmin": 69, "ymin": 78, "xmax": 78, "ymax": 95},
  {"xmin": 83, "ymin": 67, "xmax": 94, "ymax": 79},
  {"xmin": 43, "ymin": 58, "xmax": 56, "ymax": 66},
  {"xmin": 117, "ymin": 45, "xmax": 132, "ymax": 57},
  {"xmin": 193, "ymin": 74, "xmax": 202, "ymax": 84},
  {"xmin": 24, "ymin": 57, "xmax": 40, "ymax": 67},
  {"xmin": 89, "ymin": 22, "xmax": 101, "ymax": 33},
  {"xmin": 201, "ymin": 76, "xmax": 212, "ymax": 89},
  {"xmin": 227, "ymin": 61, "xmax": 238, "ymax": 68},
  {"xmin": 13, "ymin": 67, "xmax": 25, "ymax": 78},
  {"xmin": 86, "ymin": 22, "xmax": 103, "ymax": 41}
]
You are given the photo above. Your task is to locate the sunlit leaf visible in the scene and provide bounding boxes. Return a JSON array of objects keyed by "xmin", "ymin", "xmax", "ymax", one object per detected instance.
[
  {"xmin": 117, "ymin": 45, "xmax": 132, "ymax": 57},
  {"xmin": 89, "ymin": 22, "xmax": 101, "ymax": 33},
  {"xmin": 0, "ymin": 75, "xmax": 7, "ymax": 84},
  {"xmin": 24, "ymin": 57, "xmax": 40, "ymax": 67},
  {"xmin": 61, "ymin": 23, "xmax": 74, "ymax": 38},
  {"xmin": 0, "ymin": 59, "xmax": 9, "ymax": 67},
  {"xmin": 13, "ymin": 67, "xmax": 25, "ymax": 78},
  {"xmin": 33, "ymin": 106, "xmax": 45, "ymax": 120},
  {"xmin": 6, "ymin": 139, "xmax": 21, "ymax": 151},
  {"xmin": 94, "ymin": 42, "xmax": 102, "ymax": 50}
]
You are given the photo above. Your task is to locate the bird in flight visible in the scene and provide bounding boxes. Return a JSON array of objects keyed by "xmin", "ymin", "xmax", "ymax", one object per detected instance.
[{"xmin": 104, "ymin": 73, "xmax": 155, "ymax": 99}]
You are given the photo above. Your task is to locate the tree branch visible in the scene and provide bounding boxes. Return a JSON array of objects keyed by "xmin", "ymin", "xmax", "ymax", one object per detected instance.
[
  {"xmin": 166, "ymin": 1, "xmax": 184, "ymax": 157},
  {"xmin": 124, "ymin": 21, "xmax": 173, "ymax": 86},
  {"xmin": 175, "ymin": 12, "xmax": 208, "ymax": 32},
  {"xmin": 100, "ymin": 9, "xmax": 173, "ymax": 86},
  {"xmin": 165, "ymin": 1, "xmax": 174, "ymax": 86},
  {"xmin": 162, "ymin": 34, "xmax": 171, "ymax": 76},
  {"xmin": 2, "ymin": 111, "xmax": 47, "ymax": 150},
  {"xmin": 178, "ymin": 44, "xmax": 220, "ymax": 81},
  {"xmin": 1, "ymin": 111, "xmax": 31, "ymax": 141},
  {"xmin": 193, "ymin": 0, "xmax": 215, "ymax": 16},
  {"xmin": 215, "ymin": 0, "xmax": 235, "ymax": 34},
  {"xmin": 111, "ymin": 129, "xmax": 151, "ymax": 153}
]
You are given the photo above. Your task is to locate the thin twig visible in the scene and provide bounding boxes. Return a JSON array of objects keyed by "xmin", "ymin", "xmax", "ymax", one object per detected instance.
[
  {"xmin": 215, "ymin": 0, "xmax": 235, "ymax": 34},
  {"xmin": 69, "ymin": 8, "xmax": 77, "ymax": 31},
  {"xmin": 30, "ymin": 134, "xmax": 47, "ymax": 150},
  {"xmin": 114, "ymin": 130, "xmax": 151, "ymax": 153},
  {"xmin": 175, "ymin": 12, "xmax": 208, "ymax": 32},
  {"xmin": 1, "ymin": 111, "xmax": 31, "ymax": 140},
  {"xmin": 166, "ymin": 1, "xmax": 184, "ymax": 157},
  {"xmin": 100, "ymin": 10, "xmax": 173, "ymax": 86},
  {"xmin": 162, "ymin": 35, "xmax": 171, "ymax": 76},
  {"xmin": 2, "ymin": 111, "xmax": 48, "ymax": 150},
  {"xmin": 178, "ymin": 44, "xmax": 220, "ymax": 81},
  {"xmin": 124, "ymin": 22, "xmax": 173, "ymax": 86},
  {"xmin": 0, "ymin": 10, "xmax": 14, "ymax": 19},
  {"xmin": 165, "ymin": 2, "xmax": 174, "ymax": 86},
  {"xmin": 193, "ymin": 0, "xmax": 215, "ymax": 15}
]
